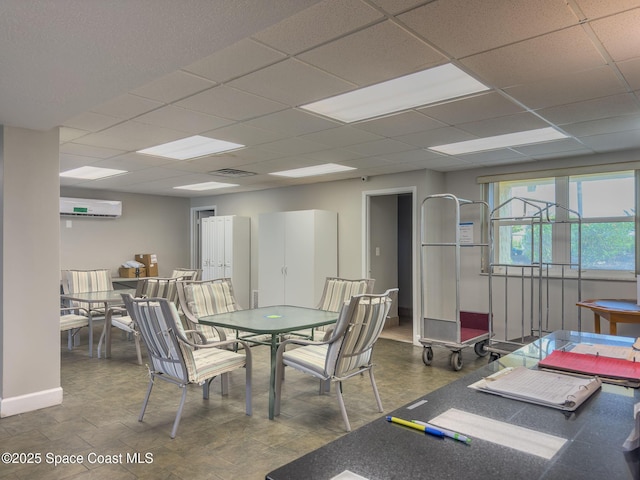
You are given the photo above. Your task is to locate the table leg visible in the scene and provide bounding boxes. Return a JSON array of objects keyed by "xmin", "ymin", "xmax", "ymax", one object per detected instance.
[
  {"xmin": 269, "ymin": 333, "xmax": 278, "ymax": 420},
  {"xmin": 593, "ymin": 313, "xmax": 601, "ymax": 334},
  {"xmin": 610, "ymin": 321, "xmax": 617, "ymax": 336}
]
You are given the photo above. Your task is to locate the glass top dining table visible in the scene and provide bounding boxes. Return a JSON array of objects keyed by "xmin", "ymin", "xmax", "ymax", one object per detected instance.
[
  {"xmin": 60, "ymin": 289, "xmax": 135, "ymax": 357},
  {"xmin": 199, "ymin": 305, "xmax": 339, "ymax": 419}
]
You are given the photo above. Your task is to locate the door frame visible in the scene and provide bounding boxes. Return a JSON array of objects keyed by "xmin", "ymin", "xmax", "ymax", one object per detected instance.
[
  {"xmin": 362, "ymin": 186, "xmax": 419, "ymax": 345},
  {"xmin": 190, "ymin": 204, "xmax": 217, "ymax": 269}
]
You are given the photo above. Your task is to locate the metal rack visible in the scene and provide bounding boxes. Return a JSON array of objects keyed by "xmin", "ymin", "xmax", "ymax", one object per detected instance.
[
  {"xmin": 486, "ymin": 197, "xmax": 582, "ymax": 361},
  {"xmin": 419, "ymin": 193, "xmax": 491, "ymax": 371}
]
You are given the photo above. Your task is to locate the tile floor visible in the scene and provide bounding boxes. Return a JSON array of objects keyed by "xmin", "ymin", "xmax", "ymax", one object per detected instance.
[{"xmin": 0, "ymin": 323, "xmax": 488, "ymax": 480}]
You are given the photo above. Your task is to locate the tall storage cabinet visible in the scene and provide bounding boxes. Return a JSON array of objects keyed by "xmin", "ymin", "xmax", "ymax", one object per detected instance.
[
  {"xmin": 201, "ymin": 215, "xmax": 250, "ymax": 307},
  {"xmin": 258, "ymin": 210, "xmax": 337, "ymax": 308}
]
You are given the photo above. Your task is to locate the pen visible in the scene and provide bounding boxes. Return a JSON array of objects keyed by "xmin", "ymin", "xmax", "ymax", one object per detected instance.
[
  {"xmin": 411, "ymin": 419, "xmax": 472, "ymax": 445},
  {"xmin": 386, "ymin": 416, "xmax": 445, "ymax": 438}
]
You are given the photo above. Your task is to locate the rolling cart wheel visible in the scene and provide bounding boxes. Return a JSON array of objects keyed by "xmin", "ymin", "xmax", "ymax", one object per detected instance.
[
  {"xmin": 474, "ymin": 340, "xmax": 489, "ymax": 357},
  {"xmin": 450, "ymin": 351, "xmax": 463, "ymax": 371},
  {"xmin": 489, "ymin": 352, "xmax": 501, "ymax": 363},
  {"xmin": 422, "ymin": 347, "xmax": 433, "ymax": 366}
]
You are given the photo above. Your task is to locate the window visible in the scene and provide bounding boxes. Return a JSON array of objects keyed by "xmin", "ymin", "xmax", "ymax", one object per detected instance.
[{"xmin": 488, "ymin": 170, "xmax": 636, "ymax": 274}]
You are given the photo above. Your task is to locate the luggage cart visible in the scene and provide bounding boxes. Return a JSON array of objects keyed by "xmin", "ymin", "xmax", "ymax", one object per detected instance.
[
  {"xmin": 419, "ymin": 194, "xmax": 491, "ymax": 371},
  {"xmin": 487, "ymin": 197, "xmax": 582, "ymax": 361}
]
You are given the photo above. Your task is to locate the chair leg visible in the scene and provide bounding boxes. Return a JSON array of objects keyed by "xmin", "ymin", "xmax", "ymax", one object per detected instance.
[
  {"xmin": 138, "ymin": 378, "xmax": 155, "ymax": 422},
  {"xmin": 67, "ymin": 330, "xmax": 73, "ymax": 350},
  {"xmin": 134, "ymin": 334, "xmax": 143, "ymax": 365},
  {"xmin": 274, "ymin": 360, "xmax": 284, "ymax": 416},
  {"xmin": 335, "ymin": 381, "xmax": 351, "ymax": 432},
  {"xmin": 202, "ymin": 378, "xmax": 214, "ymax": 399},
  {"xmin": 97, "ymin": 328, "xmax": 106, "ymax": 359},
  {"xmin": 245, "ymin": 360, "xmax": 252, "ymax": 416},
  {"xmin": 368, "ymin": 368, "xmax": 383, "ymax": 412},
  {"xmin": 220, "ymin": 372, "xmax": 229, "ymax": 396},
  {"xmin": 171, "ymin": 386, "xmax": 188, "ymax": 439}
]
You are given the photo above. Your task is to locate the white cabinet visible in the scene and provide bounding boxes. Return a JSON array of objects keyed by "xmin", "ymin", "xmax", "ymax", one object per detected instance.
[
  {"xmin": 201, "ymin": 215, "xmax": 250, "ymax": 307},
  {"xmin": 258, "ymin": 210, "xmax": 337, "ymax": 308}
]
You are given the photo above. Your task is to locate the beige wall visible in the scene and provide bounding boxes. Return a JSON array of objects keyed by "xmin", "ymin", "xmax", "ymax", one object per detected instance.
[
  {"xmin": 1, "ymin": 126, "xmax": 61, "ymax": 416},
  {"xmin": 59, "ymin": 188, "xmax": 191, "ymax": 278}
]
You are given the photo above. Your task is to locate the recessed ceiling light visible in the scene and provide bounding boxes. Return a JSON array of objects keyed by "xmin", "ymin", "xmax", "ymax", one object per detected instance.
[
  {"xmin": 429, "ymin": 127, "xmax": 569, "ymax": 155},
  {"xmin": 60, "ymin": 166, "xmax": 127, "ymax": 179},
  {"xmin": 300, "ymin": 64, "xmax": 489, "ymax": 123},
  {"xmin": 174, "ymin": 181, "xmax": 238, "ymax": 191},
  {"xmin": 137, "ymin": 135, "xmax": 245, "ymax": 160},
  {"xmin": 270, "ymin": 163, "xmax": 356, "ymax": 178}
]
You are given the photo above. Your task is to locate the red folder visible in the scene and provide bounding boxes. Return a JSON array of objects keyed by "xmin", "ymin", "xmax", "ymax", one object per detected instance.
[{"xmin": 538, "ymin": 350, "xmax": 640, "ymax": 387}]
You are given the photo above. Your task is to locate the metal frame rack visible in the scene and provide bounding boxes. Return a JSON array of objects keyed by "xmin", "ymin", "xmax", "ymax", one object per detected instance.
[
  {"xmin": 487, "ymin": 197, "xmax": 582, "ymax": 361},
  {"xmin": 419, "ymin": 193, "xmax": 491, "ymax": 371}
]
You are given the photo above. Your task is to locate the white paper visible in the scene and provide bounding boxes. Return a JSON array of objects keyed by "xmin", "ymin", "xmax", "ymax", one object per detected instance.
[
  {"xmin": 429, "ymin": 408, "xmax": 567, "ymax": 459},
  {"xmin": 330, "ymin": 471, "xmax": 370, "ymax": 480},
  {"xmin": 623, "ymin": 402, "xmax": 640, "ymax": 451},
  {"xmin": 571, "ymin": 343, "xmax": 640, "ymax": 361},
  {"xmin": 459, "ymin": 222, "xmax": 474, "ymax": 245}
]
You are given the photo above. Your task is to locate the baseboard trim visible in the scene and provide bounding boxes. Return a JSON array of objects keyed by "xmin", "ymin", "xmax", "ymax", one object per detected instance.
[{"xmin": 0, "ymin": 387, "xmax": 63, "ymax": 417}]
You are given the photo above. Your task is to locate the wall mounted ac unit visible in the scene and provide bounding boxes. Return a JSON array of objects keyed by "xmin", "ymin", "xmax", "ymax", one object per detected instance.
[{"xmin": 60, "ymin": 197, "xmax": 122, "ymax": 218}]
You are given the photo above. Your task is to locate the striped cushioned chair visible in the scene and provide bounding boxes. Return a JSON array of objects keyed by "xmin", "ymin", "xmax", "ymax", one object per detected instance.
[
  {"xmin": 177, "ymin": 278, "xmax": 241, "ymax": 343},
  {"xmin": 98, "ymin": 276, "xmax": 190, "ymax": 364},
  {"xmin": 286, "ymin": 277, "xmax": 375, "ymax": 341},
  {"xmin": 60, "ymin": 269, "xmax": 114, "ymax": 356},
  {"xmin": 274, "ymin": 288, "xmax": 398, "ymax": 432},
  {"xmin": 171, "ymin": 268, "xmax": 202, "ymax": 281},
  {"xmin": 122, "ymin": 294, "xmax": 252, "ymax": 439},
  {"xmin": 60, "ymin": 307, "xmax": 90, "ymax": 352}
]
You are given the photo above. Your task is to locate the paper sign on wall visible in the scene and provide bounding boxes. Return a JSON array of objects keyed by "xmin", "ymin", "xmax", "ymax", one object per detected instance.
[{"xmin": 459, "ymin": 222, "xmax": 474, "ymax": 245}]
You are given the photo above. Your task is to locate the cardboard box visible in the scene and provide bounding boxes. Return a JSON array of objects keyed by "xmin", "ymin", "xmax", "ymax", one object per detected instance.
[
  {"xmin": 119, "ymin": 266, "xmax": 147, "ymax": 278},
  {"xmin": 135, "ymin": 253, "xmax": 158, "ymax": 277}
]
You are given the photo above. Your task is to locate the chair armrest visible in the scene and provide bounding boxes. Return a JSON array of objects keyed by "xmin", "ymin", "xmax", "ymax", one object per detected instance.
[
  {"xmin": 183, "ymin": 329, "xmax": 208, "ymax": 345},
  {"xmin": 60, "ymin": 306, "xmax": 90, "ymax": 316},
  {"xmin": 177, "ymin": 333, "xmax": 253, "ymax": 355}
]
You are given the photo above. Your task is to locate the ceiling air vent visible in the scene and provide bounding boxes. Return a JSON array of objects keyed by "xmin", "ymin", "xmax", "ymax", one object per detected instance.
[{"xmin": 208, "ymin": 168, "xmax": 257, "ymax": 178}]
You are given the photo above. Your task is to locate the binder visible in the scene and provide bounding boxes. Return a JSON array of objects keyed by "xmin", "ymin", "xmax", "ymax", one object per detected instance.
[
  {"xmin": 468, "ymin": 366, "xmax": 602, "ymax": 411},
  {"xmin": 538, "ymin": 349, "xmax": 640, "ymax": 387}
]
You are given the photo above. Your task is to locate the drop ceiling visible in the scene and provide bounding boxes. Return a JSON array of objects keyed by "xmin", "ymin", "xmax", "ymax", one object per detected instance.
[{"xmin": 4, "ymin": 0, "xmax": 640, "ymax": 197}]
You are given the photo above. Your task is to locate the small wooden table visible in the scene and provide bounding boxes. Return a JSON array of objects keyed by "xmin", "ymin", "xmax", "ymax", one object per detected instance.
[{"xmin": 577, "ymin": 299, "xmax": 640, "ymax": 335}]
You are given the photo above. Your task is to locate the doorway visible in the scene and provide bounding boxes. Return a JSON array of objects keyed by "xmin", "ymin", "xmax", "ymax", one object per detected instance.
[
  {"xmin": 190, "ymin": 205, "xmax": 216, "ymax": 269},
  {"xmin": 363, "ymin": 187, "xmax": 417, "ymax": 344}
]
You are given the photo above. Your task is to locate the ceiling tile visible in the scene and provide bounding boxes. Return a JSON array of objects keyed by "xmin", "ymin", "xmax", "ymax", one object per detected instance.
[
  {"xmin": 259, "ymin": 137, "xmax": 329, "ymax": 155},
  {"xmin": 505, "ymin": 66, "xmax": 627, "ymax": 110},
  {"xmin": 353, "ymin": 110, "xmax": 445, "ymax": 136},
  {"xmin": 62, "ymin": 111, "xmax": 122, "ymax": 132},
  {"xmin": 59, "ymin": 127, "xmax": 90, "ymax": 143},
  {"xmin": 175, "ymin": 85, "xmax": 288, "ymax": 121},
  {"xmin": 72, "ymin": 121, "xmax": 187, "ymax": 151},
  {"xmin": 60, "ymin": 153, "xmax": 97, "ymax": 171},
  {"xmin": 394, "ymin": 126, "xmax": 478, "ymax": 148},
  {"xmin": 418, "ymin": 92, "xmax": 524, "ymax": 125},
  {"xmin": 398, "ymin": 0, "xmax": 577, "ymax": 58},
  {"xmin": 204, "ymin": 122, "xmax": 288, "ymax": 146},
  {"xmin": 228, "ymin": 58, "xmax": 355, "ymax": 106},
  {"xmin": 561, "ymin": 114, "xmax": 640, "ymax": 137},
  {"xmin": 536, "ymin": 93, "xmax": 640, "ymax": 125},
  {"xmin": 375, "ymin": 148, "xmax": 443, "ymax": 163},
  {"xmin": 299, "ymin": 20, "xmax": 446, "ymax": 86},
  {"xmin": 59, "ymin": 142, "xmax": 125, "ymax": 159},
  {"xmin": 451, "ymin": 148, "xmax": 529, "ymax": 164},
  {"xmin": 183, "ymin": 38, "xmax": 287, "ymax": 82},
  {"xmin": 130, "ymin": 71, "xmax": 215, "ymax": 103},
  {"xmin": 90, "ymin": 93, "xmax": 164, "ymax": 119},
  {"xmin": 345, "ymin": 138, "xmax": 417, "ymax": 156},
  {"xmin": 393, "ymin": 156, "xmax": 473, "ymax": 171},
  {"xmin": 304, "ymin": 148, "xmax": 364, "ymax": 162},
  {"xmin": 252, "ymin": 0, "xmax": 384, "ymax": 55},
  {"xmin": 573, "ymin": 0, "xmax": 640, "ymax": 19},
  {"xmin": 457, "ymin": 112, "xmax": 551, "ymax": 137},
  {"xmin": 578, "ymin": 129, "xmax": 640, "ymax": 151},
  {"xmin": 368, "ymin": 0, "xmax": 430, "ymax": 15},
  {"xmin": 461, "ymin": 27, "xmax": 606, "ymax": 88},
  {"xmin": 245, "ymin": 108, "xmax": 340, "ymax": 136},
  {"xmin": 590, "ymin": 8, "xmax": 640, "ymax": 62},
  {"xmin": 135, "ymin": 105, "xmax": 233, "ymax": 133},
  {"xmin": 513, "ymin": 138, "xmax": 593, "ymax": 156},
  {"xmin": 618, "ymin": 58, "xmax": 640, "ymax": 90},
  {"xmin": 300, "ymin": 126, "xmax": 383, "ymax": 147}
]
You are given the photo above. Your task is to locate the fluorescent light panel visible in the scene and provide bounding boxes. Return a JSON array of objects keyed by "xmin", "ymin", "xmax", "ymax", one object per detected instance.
[
  {"xmin": 270, "ymin": 163, "xmax": 356, "ymax": 178},
  {"xmin": 429, "ymin": 127, "xmax": 569, "ymax": 155},
  {"xmin": 300, "ymin": 64, "xmax": 489, "ymax": 123},
  {"xmin": 60, "ymin": 166, "xmax": 127, "ymax": 179},
  {"xmin": 174, "ymin": 181, "xmax": 238, "ymax": 191},
  {"xmin": 137, "ymin": 135, "xmax": 244, "ymax": 160}
]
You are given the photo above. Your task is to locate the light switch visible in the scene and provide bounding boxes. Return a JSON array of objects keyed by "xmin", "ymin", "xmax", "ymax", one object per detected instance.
[
  {"xmin": 375, "ymin": 247, "xmax": 380, "ymax": 256},
  {"xmin": 66, "ymin": 220, "xmax": 72, "ymax": 228}
]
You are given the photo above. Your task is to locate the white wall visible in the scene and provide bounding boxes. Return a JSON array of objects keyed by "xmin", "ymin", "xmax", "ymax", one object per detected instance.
[{"xmin": 60, "ymin": 188, "xmax": 191, "ymax": 278}]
